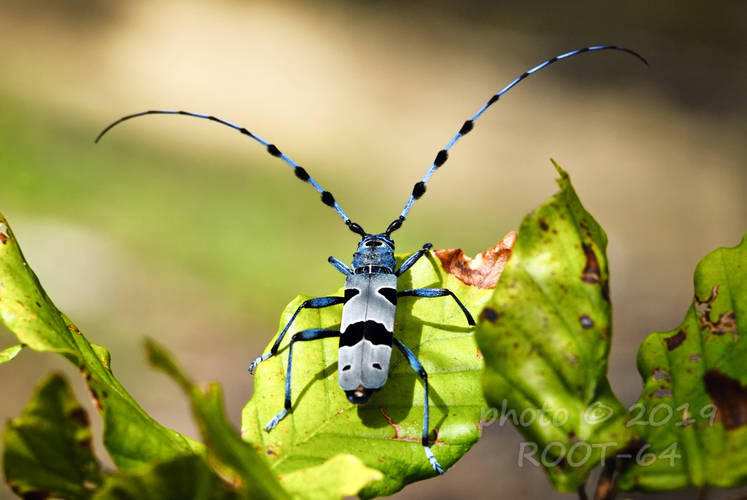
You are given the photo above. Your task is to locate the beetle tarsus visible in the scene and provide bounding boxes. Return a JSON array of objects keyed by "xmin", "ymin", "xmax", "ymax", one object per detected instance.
[
  {"xmin": 264, "ymin": 409, "xmax": 288, "ymax": 431},
  {"xmin": 248, "ymin": 353, "xmax": 271, "ymax": 374},
  {"xmin": 425, "ymin": 446, "xmax": 444, "ymax": 475}
]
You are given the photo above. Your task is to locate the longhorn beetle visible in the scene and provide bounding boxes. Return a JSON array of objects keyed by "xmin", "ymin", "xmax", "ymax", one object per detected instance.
[{"xmin": 97, "ymin": 45, "xmax": 646, "ymax": 474}]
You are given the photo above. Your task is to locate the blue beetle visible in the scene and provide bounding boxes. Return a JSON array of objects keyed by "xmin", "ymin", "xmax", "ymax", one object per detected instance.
[
  {"xmin": 97, "ymin": 45, "xmax": 646, "ymax": 474},
  {"xmin": 248, "ymin": 232, "xmax": 475, "ymax": 474}
]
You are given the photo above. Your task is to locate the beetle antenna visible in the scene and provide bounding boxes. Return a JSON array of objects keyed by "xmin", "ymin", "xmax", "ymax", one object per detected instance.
[
  {"xmin": 96, "ymin": 110, "xmax": 368, "ymax": 237},
  {"xmin": 385, "ymin": 45, "xmax": 647, "ymax": 237}
]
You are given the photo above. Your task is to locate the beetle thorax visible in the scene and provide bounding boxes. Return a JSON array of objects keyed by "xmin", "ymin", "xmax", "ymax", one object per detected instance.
[{"xmin": 351, "ymin": 234, "xmax": 396, "ymax": 273}]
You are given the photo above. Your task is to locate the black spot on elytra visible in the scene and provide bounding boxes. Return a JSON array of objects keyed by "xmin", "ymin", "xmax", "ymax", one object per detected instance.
[
  {"xmin": 344, "ymin": 288, "xmax": 360, "ymax": 303},
  {"xmin": 340, "ymin": 321, "xmax": 392, "ymax": 346},
  {"xmin": 378, "ymin": 287, "xmax": 398, "ymax": 306}
]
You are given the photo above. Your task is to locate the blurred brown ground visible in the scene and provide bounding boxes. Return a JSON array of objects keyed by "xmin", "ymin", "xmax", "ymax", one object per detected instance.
[{"xmin": 0, "ymin": 1, "xmax": 746, "ymax": 498}]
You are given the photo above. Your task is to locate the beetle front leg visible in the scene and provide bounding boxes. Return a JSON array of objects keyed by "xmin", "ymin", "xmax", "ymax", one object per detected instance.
[
  {"xmin": 395, "ymin": 242, "xmax": 432, "ymax": 277},
  {"xmin": 398, "ymin": 288, "xmax": 475, "ymax": 325},
  {"xmin": 328, "ymin": 256, "xmax": 354, "ymax": 276}
]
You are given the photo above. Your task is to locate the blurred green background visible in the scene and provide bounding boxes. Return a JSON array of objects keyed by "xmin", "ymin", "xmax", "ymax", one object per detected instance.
[{"xmin": 1, "ymin": 1, "xmax": 746, "ymax": 498}]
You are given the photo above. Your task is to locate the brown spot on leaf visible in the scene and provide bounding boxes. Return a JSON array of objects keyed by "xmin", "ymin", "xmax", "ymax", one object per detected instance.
[
  {"xmin": 704, "ymin": 370, "xmax": 747, "ymax": 430},
  {"xmin": 0, "ymin": 223, "xmax": 9, "ymax": 244},
  {"xmin": 476, "ymin": 348, "xmax": 484, "ymax": 360},
  {"xmin": 479, "ymin": 307, "xmax": 499, "ymax": 323},
  {"xmin": 90, "ymin": 388, "xmax": 107, "ymax": 412},
  {"xmin": 695, "ymin": 286, "xmax": 737, "ymax": 338},
  {"xmin": 564, "ymin": 352, "xmax": 578, "ymax": 364},
  {"xmin": 538, "ymin": 218, "xmax": 549, "ymax": 231},
  {"xmin": 380, "ymin": 407, "xmax": 442, "ymax": 444},
  {"xmin": 689, "ymin": 354, "xmax": 701, "ymax": 362},
  {"xmin": 265, "ymin": 442, "xmax": 282, "ymax": 457},
  {"xmin": 654, "ymin": 387, "xmax": 673, "ymax": 398},
  {"xmin": 435, "ymin": 231, "xmax": 516, "ymax": 289},
  {"xmin": 664, "ymin": 329, "xmax": 687, "ymax": 350},
  {"xmin": 579, "ymin": 315, "xmax": 594, "ymax": 329},
  {"xmin": 15, "ymin": 490, "xmax": 51, "ymax": 500},
  {"xmin": 653, "ymin": 369, "xmax": 671, "ymax": 382},
  {"xmin": 68, "ymin": 324, "xmax": 82, "ymax": 335},
  {"xmin": 69, "ymin": 407, "xmax": 89, "ymax": 426},
  {"xmin": 581, "ymin": 243, "xmax": 600, "ymax": 283}
]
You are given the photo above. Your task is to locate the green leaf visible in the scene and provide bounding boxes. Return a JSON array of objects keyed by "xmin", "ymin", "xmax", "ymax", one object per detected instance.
[
  {"xmin": 146, "ymin": 338, "xmax": 289, "ymax": 500},
  {"xmin": 241, "ymin": 236, "xmax": 514, "ymax": 498},
  {"xmin": 475, "ymin": 162, "xmax": 638, "ymax": 492},
  {"xmin": 0, "ymin": 343, "xmax": 24, "ymax": 364},
  {"xmin": 279, "ymin": 454, "xmax": 384, "ymax": 500},
  {"xmin": 3, "ymin": 373, "xmax": 104, "ymax": 500},
  {"xmin": 0, "ymin": 212, "xmax": 200, "ymax": 469},
  {"xmin": 619, "ymin": 232, "xmax": 747, "ymax": 491},
  {"xmin": 92, "ymin": 454, "xmax": 238, "ymax": 500},
  {"xmin": 148, "ymin": 338, "xmax": 384, "ymax": 500}
]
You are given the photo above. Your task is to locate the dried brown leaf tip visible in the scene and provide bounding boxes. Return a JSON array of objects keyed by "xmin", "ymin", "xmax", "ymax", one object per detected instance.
[{"xmin": 435, "ymin": 231, "xmax": 517, "ymax": 289}]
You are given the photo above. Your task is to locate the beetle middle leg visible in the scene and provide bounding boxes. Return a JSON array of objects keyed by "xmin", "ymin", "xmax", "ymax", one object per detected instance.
[
  {"xmin": 249, "ymin": 296, "xmax": 345, "ymax": 373},
  {"xmin": 264, "ymin": 328, "xmax": 340, "ymax": 431}
]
